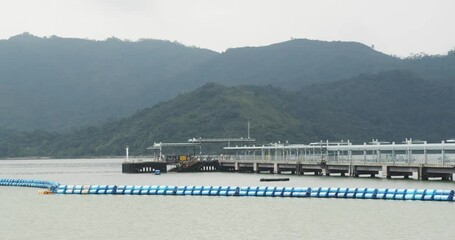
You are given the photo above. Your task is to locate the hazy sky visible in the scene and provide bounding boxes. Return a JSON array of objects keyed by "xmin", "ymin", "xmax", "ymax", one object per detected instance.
[{"xmin": 1, "ymin": 0, "xmax": 454, "ymax": 57}]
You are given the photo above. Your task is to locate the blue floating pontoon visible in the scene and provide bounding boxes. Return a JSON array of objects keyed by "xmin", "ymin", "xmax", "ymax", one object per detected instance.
[{"xmin": 1, "ymin": 178, "xmax": 454, "ymax": 202}]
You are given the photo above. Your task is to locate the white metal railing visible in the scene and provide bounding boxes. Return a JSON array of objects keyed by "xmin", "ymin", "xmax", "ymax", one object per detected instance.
[
  {"xmin": 124, "ymin": 153, "xmax": 455, "ymax": 166},
  {"xmin": 216, "ymin": 153, "xmax": 455, "ymax": 165},
  {"xmin": 124, "ymin": 156, "xmax": 159, "ymax": 163}
]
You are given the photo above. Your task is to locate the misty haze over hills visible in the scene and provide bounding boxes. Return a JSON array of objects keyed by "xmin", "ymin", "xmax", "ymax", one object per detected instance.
[
  {"xmin": 2, "ymin": 71, "xmax": 455, "ymax": 158},
  {"xmin": 1, "ymin": 33, "xmax": 454, "ymax": 132},
  {"xmin": 0, "ymin": 33, "xmax": 455, "ymax": 157},
  {"xmin": 0, "ymin": 33, "xmax": 217, "ymax": 131}
]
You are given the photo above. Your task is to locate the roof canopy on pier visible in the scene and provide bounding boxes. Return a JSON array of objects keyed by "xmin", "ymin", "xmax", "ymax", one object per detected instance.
[
  {"xmin": 223, "ymin": 140, "xmax": 455, "ymax": 152},
  {"xmin": 147, "ymin": 142, "xmax": 201, "ymax": 150}
]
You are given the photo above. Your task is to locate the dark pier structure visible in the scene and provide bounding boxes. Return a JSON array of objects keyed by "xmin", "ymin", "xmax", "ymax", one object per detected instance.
[
  {"xmin": 122, "ymin": 161, "xmax": 168, "ymax": 173},
  {"xmin": 171, "ymin": 160, "xmax": 219, "ymax": 172}
]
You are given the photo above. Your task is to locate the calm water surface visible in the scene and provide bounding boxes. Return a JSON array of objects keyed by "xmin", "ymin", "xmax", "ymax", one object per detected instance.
[{"xmin": 1, "ymin": 159, "xmax": 454, "ymax": 240}]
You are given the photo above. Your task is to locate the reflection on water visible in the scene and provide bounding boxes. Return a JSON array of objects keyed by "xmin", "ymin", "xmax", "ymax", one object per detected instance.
[{"xmin": 0, "ymin": 159, "xmax": 454, "ymax": 240}]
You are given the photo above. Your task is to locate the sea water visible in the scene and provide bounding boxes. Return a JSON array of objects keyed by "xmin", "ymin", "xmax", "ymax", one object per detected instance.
[{"xmin": 0, "ymin": 159, "xmax": 454, "ymax": 240}]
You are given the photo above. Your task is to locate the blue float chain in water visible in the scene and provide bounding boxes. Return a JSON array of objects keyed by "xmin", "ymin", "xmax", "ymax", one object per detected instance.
[
  {"xmin": 53, "ymin": 185, "xmax": 455, "ymax": 202},
  {"xmin": 0, "ymin": 178, "xmax": 60, "ymax": 191},
  {"xmin": 1, "ymin": 178, "xmax": 453, "ymax": 202}
]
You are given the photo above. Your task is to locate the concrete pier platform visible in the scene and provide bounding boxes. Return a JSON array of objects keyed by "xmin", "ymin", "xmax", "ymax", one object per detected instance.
[
  {"xmin": 218, "ymin": 160, "xmax": 455, "ymax": 181},
  {"xmin": 121, "ymin": 159, "xmax": 455, "ymax": 181}
]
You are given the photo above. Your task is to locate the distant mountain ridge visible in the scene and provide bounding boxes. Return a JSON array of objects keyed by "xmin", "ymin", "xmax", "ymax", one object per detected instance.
[
  {"xmin": 169, "ymin": 39, "xmax": 401, "ymax": 89},
  {"xmin": 0, "ymin": 33, "xmax": 218, "ymax": 131},
  {"xmin": 0, "ymin": 33, "xmax": 454, "ymax": 132}
]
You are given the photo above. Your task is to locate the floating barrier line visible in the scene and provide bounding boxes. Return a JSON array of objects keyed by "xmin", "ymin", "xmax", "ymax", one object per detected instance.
[
  {"xmin": 1, "ymin": 179, "xmax": 454, "ymax": 202},
  {"xmin": 54, "ymin": 185, "xmax": 454, "ymax": 202},
  {"xmin": 0, "ymin": 178, "xmax": 60, "ymax": 191}
]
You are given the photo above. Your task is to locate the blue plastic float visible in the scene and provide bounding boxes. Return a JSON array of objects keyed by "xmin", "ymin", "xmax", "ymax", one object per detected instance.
[
  {"xmin": 0, "ymin": 178, "xmax": 59, "ymax": 191},
  {"xmin": 52, "ymin": 184, "xmax": 454, "ymax": 202},
  {"xmin": 1, "ymin": 178, "xmax": 454, "ymax": 202}
]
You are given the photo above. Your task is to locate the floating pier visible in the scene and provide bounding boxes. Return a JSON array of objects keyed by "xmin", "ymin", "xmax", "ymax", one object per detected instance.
[
  {"xmin": 53, "ymin": 184, "xmax": 455, "ymax": 201},
  {"xmin": 0, "ymin": 178, "xmax": 59, "ymax": 191},
  {"xmin": 2, "ymin": 178, "xmax": 454, "ymax": 202}
]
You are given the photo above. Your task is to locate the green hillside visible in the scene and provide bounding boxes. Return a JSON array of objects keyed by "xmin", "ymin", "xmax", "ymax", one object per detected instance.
[
  {"xmin": 0, "ymin": 33, "xmax": 217, "ymax": 131},
  {"xmin": 2, "ymin": 70, "xmax": 455, "ymax": 158},
  {"xmin": 168, "ymin": 39, "xmax": 401, "ymax": 89},
  {"xmin": 2, "ymin": 34, "xmax": 454, "ymax": 132},
  {"xmin": 403, "ymin": 51, "xmax": 455, "ymax": 81},
  {"xmin": 296, "ymin": 70, "xmax": 455, "ymax": 141}
]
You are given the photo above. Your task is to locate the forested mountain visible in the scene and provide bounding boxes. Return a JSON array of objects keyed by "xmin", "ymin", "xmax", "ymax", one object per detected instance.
[
  {"xmin": 403, "ymin": 52, "xmax": 455, "ymax": 81},
  {"xmin": 0, "ymin": 83, "xmax": 303, "ymax": 157},
  {"xmin": 296, "ymin": 70, "xmax": 455, "ymax": 141},
  {"xmin": 1, "ymin": 70, "xmax": 455, "ymax": 158},
  {"xmin": 167, "ymin": 39, "xmax": 401, "ymax": 89},
  {"xmin": 165, "ymin": 40, "xmax": 455, "ymax": 90},
  {"xmin": 0, "ymin": 33, "xmax": 217, "ymax": 131},
  {"xmin": 1, "ymin": 34, "xmax": 454, "ymax": 132}
]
